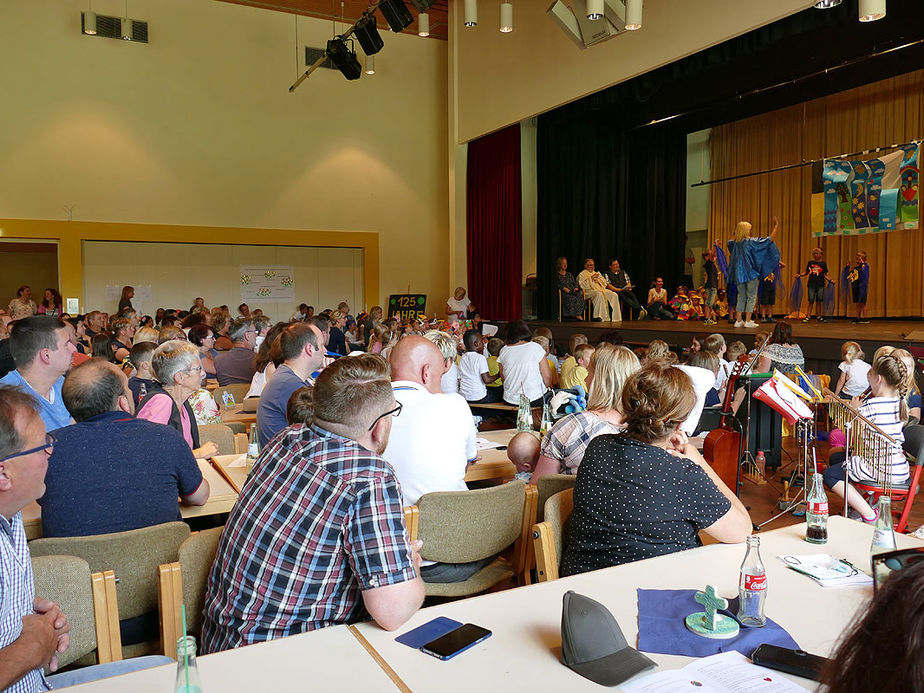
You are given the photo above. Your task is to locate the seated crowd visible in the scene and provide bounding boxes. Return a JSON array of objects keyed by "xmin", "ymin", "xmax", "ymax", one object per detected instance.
[{"xmin": 0, "ymin": 285, "xmax": 921, "ymax": 690}]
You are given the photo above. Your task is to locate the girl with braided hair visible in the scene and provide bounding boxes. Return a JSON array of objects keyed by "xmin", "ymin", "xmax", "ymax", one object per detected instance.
[{"xmin": 823, "ymin": 352, "xmax": 909, "ymax": 523}]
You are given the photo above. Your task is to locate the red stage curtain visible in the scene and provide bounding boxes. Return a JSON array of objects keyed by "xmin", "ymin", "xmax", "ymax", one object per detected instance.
[{"xmin": 467, "ymin": 124, "xmax": 522, "ymax": 322}]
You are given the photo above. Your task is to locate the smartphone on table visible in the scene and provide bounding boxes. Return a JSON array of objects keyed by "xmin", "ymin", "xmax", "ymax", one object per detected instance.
[{"xmin": 420, "ymin": 623, "xmax": 492, "ymax": 661}]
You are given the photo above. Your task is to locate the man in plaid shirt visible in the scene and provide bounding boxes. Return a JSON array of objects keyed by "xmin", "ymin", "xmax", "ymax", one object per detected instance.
[{"xmin": 202, "ymin": 355, "xmax": 424, "ymax": 653}]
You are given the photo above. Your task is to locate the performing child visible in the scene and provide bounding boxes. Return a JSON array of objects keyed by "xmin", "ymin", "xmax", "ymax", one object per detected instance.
[
  {"xmin": 800, "ymin": 247, "xmax": 829, "ymax": 323},
  {"xmin": 847, "ymin": 251, "xmax": 870, "ymax": 324}
]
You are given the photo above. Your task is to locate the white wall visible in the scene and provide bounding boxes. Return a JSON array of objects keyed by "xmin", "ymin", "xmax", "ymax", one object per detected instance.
[{"xmin": 82, "ymin": 241, "xmax": 363, "ymax": 320}]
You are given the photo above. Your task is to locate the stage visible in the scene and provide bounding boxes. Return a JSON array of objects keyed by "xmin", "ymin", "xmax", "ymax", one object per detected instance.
[{"xmin": 525, "ymin": 317, "xmax": 924, "ymax": 379}]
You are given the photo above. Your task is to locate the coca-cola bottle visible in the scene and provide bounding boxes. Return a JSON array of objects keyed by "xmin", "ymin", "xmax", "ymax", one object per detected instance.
[
  {"xmin": 806, "ymin": 472, "xmax": 828, "ymax": 544},
  {"xmin": 737, "ymin": 536, "xmax": 767, "ymax": 627}
]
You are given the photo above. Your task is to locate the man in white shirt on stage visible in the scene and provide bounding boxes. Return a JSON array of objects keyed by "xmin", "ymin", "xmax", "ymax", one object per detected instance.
[{"xmin": 577, "ymin": 258, "xmax": 622, "ymax": 322}]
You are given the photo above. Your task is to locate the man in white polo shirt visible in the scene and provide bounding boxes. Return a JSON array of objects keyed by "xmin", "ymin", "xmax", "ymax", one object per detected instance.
[{"xmin": 383, "ymin": 336, "xmax": 485, "ymax": 583}]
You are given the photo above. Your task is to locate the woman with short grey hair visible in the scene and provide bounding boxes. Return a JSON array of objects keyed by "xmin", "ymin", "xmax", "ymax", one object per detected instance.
[{"xmin": 136, "ymin": 340, "xmax": 219, "ymax": 459}]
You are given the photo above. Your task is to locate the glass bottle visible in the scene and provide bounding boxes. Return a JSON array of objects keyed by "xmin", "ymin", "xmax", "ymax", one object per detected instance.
[
  {"xmin": 174, "ymin": 636, "xmax": 204, "ymax": 693},
  {"xmin": 516, "ymin": 393, "xmax": 533, "ymax": 432},
  {"xmin": 737, "ymin": 536, "xmax": 767, "ymax": 627},
  {"xmin": 539, "ymin": 402, "xmax": 553, "ymax": 439},
  {"xmin": 870, "ymin": 496, "xmax": 896, "ymax": 584},
  {"xmin": 805, "ymin": 472, "xmax": 828, "ymax": 544},
  {"xmin": 246, "ymin": 424, "xmax": 259, "ymax": 470}
]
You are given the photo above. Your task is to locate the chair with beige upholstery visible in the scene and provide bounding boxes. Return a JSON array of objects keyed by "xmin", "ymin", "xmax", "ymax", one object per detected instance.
[
  {"xmin": 29, "ymin": 522, "xmax": 192, "ymax": 658},
  {"xmin": 532, "ymin": 488, "xmax": 574, "ymax": 583},
  {"xmin": 414, "ymin": 481, "xmax": 536, "ymax": 598},
  {"xmin": 158, "ymin": 527, "xmax": 224, "ymax": 657},
  {"xmin": 31, "ymin": 555, "xmax": 122, "ymax": 668},
  {"xmin": 536, "ymin": 474, "xmax": 576, "ymax": 522},
  {"xmin": 197, "ymin": 423, "xmax": 246, "ymax": 455},
  {"xmin": 213, "ymin": 384, "xmax": 251, "ymax": 409}
]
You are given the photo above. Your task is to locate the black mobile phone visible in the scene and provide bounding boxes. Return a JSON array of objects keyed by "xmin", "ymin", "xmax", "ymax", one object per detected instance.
[
  {"xmin": 420, "ymin": 623, "xmax": 492, "ymax": 661},
  {"xmin": 751, "ymin": 644, "xmax": 830, "ymax": 681}
]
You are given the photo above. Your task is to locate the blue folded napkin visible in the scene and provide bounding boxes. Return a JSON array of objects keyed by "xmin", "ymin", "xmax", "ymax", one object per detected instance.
[{"xmin": 637, "ymin": 588, "xmax": 799, "ymax": 658}]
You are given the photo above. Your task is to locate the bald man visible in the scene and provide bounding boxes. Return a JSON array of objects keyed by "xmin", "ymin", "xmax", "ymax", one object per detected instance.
[
  {"xmin": 382, "ymin": 336, "xmax": 485, "ymax": 584},
  {"xmin": 38, "ymin": 360, "xmax": 209, "ymax": 537},
  {"xmin": 507, "ymin": 431, "xmax": 540, "ymax": 480}
]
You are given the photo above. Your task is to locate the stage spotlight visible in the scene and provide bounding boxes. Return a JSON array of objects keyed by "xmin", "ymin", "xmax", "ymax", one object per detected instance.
[
  {"xmin": 326, "ymin": 37, "xmax": 363, "ymax": 80},
  {"xmin": 354, "ymin": 15, "xmax": 384, "ymax": 55},
  {"xmin": 586, "ymin": 0, "xmax": 604, "ymax": 20},
  {"xmin": 813, "ymin": 0, "xmax": 842, "ymax": 7},
  {"xmin": 121, "ymin": 16, "xmax": 133, "ymax": 40},
  {"xmin": 500, "ymin": 2, "xmax": 513, "ymax": 32},
  {"xmin": 625, "ymin": 0, "xmax": 642, "ymax": 30},
  {"xmin": 465, "ymin": 0, "xmax": 477, "ymax": 27},
  {"xmin": 418, "ymin": 12, "xmax": 430, "ymax": 37},
  {"xmin": 410, "ymin": 0, "xmax": 435, "ymax": 10},
  {"xmin": 379, "ymin": 0, "xmax": 413, "ymax": 32},
  {"xmin": 859, "ymin": 0, "xmax": 886, "ymax": 22}
]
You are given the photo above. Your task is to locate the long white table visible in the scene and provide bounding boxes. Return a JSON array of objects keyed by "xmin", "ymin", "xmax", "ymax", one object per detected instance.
[
  {"xmin": 62, "ymin": 624, "xmax": 401, "ymax": 691},
  {"xmin": 356, "ymin": 517, "xmax": 922, "ymax": 692}
]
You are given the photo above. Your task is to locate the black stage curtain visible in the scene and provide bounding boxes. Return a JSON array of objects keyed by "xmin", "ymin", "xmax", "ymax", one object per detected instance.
[{"xmin": 536, "ymin": 116, "xmax": 686, "ymax": 320}]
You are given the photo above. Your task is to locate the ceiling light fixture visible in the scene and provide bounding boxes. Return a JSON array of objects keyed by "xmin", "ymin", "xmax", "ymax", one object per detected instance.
[
  {"xmin": 82, "ymin": 10, "xmax": 97, "ymax": 35},
  {"xmin": 500, "ymin": 2, "xmax": 513, "ymax": 33},
  {"xmin": 418, "ymin": 12, "xmax": 430, "ymax": 37},
  {"xmin": 858, "ymin": 0, "xmax": 886, "ymax": 22},
  {"xmin": 365, "ymin": 54, "xmax": 375, "ymax": 75},
  {"xmin": 586, "ymin": 0, "xmax": 604, "ymax": 20},
  {"xmin": 813, "ymin": 0, "xmax": 843, "ymax": 8},
  {"xmin": 464, "ymin": 0, "xmax": 477, "ymax": 27},
  {"xmin": 624, "ymin": 0, "xmax": 643, "ymax": 30}
]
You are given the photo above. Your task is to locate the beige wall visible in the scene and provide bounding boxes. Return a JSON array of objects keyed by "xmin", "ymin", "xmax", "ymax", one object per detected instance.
[
  {"xmin": 0, "ymin": 0, "xmax": 448, "ymax": 311},
  {"xmin": 452, "ymin": 0, "xmax": 814, "ymax": 143}
]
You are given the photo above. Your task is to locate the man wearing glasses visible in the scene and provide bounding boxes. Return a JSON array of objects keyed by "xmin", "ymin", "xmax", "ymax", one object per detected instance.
[
  {"xmin": 382, "ymin": 336, "xmax": 483, "ymax": 584},
  {"xmin": 0, "ymin": 316, "xmax": 76, "ymax": 432},
  {"xmin": 202, "ymin": 355, "xmax": 423, "ymax": 652},
  {"xmin": 214, "ymin": 318, "xmax": 257, "ymax": 386}
]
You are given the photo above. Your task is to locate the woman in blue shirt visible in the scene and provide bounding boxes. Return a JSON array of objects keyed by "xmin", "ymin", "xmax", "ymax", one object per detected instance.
[{"xmin": 726, "ymin": 216, "xmax": 780, "ymax": 329}]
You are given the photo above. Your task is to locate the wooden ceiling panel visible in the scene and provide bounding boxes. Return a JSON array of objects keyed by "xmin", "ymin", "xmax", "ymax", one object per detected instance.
[{"xmin": 215, "ymin": 0, "xmax": 450, "ymax": 40}]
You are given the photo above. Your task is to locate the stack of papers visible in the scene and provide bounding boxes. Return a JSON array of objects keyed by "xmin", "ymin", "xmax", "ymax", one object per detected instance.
[
  {"xmin": 622, "ymin": 651, "xmax": 810, "ymax": 692},
  {"xmin": 777, "ymin": 554, "xmax": 872, "ymax": 588}
]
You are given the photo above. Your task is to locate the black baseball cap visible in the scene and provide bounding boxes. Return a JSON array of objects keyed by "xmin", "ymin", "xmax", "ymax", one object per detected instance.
[{"xmin": 561, "ymin": 591, "xmax": 656, "ymax": 687}]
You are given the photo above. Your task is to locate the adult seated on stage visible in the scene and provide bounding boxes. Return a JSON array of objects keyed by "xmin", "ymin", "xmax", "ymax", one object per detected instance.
[
  {"xmin": 578, "ymin": 258, "xmax": 621, "ymax": 322},
  {"xmin": 560, "ymin": 362, "xmax": 751, "ymax": 575},
  {"xmin": 497, "ymin": 320, "xmax": 553, "ymax": 407},
  {"xmin": 214, "ymin": 318, "xmax": 257, "ymax": 386},
  {"xmin": 555, "ymin": 257, "xmax": 585, "ymax": 320},
  {"xmin": 755, "ymin": 320, "xmax": 804, "ymax": 375},
  {"xmin": 201, "ymin": 355, "xmax": 424, "ymax": 652},
  {"xmin": 446, "ymin": 286, "xmax": 475, "ymax": 321},
  {"xmin": 257, "ymin": 323, "xmax": 324, "ymax": 448},
  {"xmin": 531, "ymin": 344, "xmax": 640, "ymax": 483},
  {"xmin": 603, "ymin": 259, "xmax": 647, "ymax": 320},
  {"xmin": 646, "ymin": 277, "xmax": 676, "ymax": 320},
  {"xmin": 0, "ymin": 386, "xmax": 176, "ymax": 691},
  {"xmin": 136, "ymin": 340, "xmax": 219, "ymax": 460},
  {"xmin": 821, "ymin": 553, "xmax": 924, "ymax": 693},
  {"xmin": 0, "ymin": 316, "xmax": 75, "ymax": 431},
  {"xmin": 39, "ymin": 360, "xmax": 208, "ymax": 538}
]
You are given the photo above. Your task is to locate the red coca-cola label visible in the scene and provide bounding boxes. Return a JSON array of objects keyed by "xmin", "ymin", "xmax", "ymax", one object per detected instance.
[
  {"xmin": 744, "ymin": 573, "xmax": 767, "ymax": 591},
  {"xmin": 808, "ymin": 502, "xmax": 828, "ymax": 515}
]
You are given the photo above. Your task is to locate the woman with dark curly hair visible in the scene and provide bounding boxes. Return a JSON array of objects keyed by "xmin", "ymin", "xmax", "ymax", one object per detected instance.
[{"xmin": 561, "ymin": 362, "xmax": 751, "ymax": 575}]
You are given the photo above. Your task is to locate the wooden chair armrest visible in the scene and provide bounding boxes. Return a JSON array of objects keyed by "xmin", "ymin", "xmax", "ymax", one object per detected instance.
[
  {"xmin": 403, "ymin": 505, "xmax": 419, "ymax": 543},
  {"xmin": 157, "ymin": 562, "xmax": 183, "ymax": 659},
  {"xmin": 233, "ymin": 433, "xmax": 248, "ymax": 455},
  {"xmin": 91, "ymin": 570, "xmax": 122, "ymax": 663},
  {"xmin": 531, "ymin": 522, "xmax": 558, "ymax": 583},
  {"xmin": 513, "ymin": 485, "xmax": 538, "ymax": 585}
]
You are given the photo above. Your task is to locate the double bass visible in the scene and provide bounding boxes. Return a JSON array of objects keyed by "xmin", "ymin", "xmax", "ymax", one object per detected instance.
[{"xmin": 703, "ymin": 336, "xmax": 770, "ymax": 493}]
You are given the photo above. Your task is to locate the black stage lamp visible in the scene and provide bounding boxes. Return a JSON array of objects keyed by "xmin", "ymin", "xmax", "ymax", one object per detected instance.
[
  {"xmin": 326, "ymin": 37, "xmax": 362, "ymax": 80},
  {"xmin": 354, "ymin": 15, "xmax": 384, "ymax": 55},
  {"xmin": 379, "ymin": 0, "xmax": 413, "ymax": 32},
  {"xmin": 410, "ymin": 0, "xmax": 435, "ymax": 10}
]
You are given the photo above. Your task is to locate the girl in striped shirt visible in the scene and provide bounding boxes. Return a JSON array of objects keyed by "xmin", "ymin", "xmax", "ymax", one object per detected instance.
[{"xmin": 823, "ymin": 353, "xmax": 908, "ymax": 523}]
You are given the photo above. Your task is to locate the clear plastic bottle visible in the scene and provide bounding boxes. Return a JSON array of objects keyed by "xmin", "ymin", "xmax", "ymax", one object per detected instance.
[
  {"xmin": 737, "ymin": 535, "xmax": 767, "ymax": 627},
  {"xmin": 870, "ymin": 496, "xmax": 896, "ymax": 584},
  {"xmin": 174, "ymin": 636, "xmax": 204, "ymax": 693},
  {"xmin": 516, "ymin": 393, "xmax": 533, "ymax": 432},
  {"xmin": 805, "ymin": 472, "xmax": 828, "ymax": 544}
]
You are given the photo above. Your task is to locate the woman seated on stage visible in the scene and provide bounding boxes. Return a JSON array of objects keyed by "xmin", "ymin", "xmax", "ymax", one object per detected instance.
[
  {"xmin": 646, "ymin": 277, "xmax": 676, "ymax": 320},
  {"xmin": 530, "ymin": 344, "xmax": 640, "ymax": 483},
  {"xmin": 556, "ymin": 256, "xmax": 585, "ymax": 320},
  {"xmin": 755, "ymin": 320, "xmax": 804, "ymax": 375},
  {"xmin": 560, "ymin": 362, "xmax": 751, "ymax": 575},
  {"xmin": 823, "ymin": 353, "xmax": 908, "ymax": 523}
]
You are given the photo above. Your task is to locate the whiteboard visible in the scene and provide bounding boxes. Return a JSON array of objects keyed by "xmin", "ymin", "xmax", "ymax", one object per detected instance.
[{"xmin": 82, "ymin": 241, "xmax": 364, "ymax": 321}]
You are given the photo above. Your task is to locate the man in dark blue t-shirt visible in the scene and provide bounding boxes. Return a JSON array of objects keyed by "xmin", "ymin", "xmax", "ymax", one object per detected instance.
[
  {"xmin": 257, "ymin": 323, "xmax": 324, "ymax": 448},
  {"xmin": 38, "ymin": 360, "xmax": 210, "ymax": 538}
]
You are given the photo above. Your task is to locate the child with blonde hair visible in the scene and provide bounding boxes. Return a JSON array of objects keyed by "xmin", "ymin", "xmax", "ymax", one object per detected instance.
[
  {"xmin": 559, "ymin": 333, "xmax": 587, "ymax": 389},
  {"xmin": 485, "ymin": 337, "xmax": 504, "ymax": 394},
  {"xmin": 647, "ymin": 339, "xmax": 670, "ymax": 362},
  {"xmin": 834, "ymin": 341, "xmax": 871, "ymax": 399},
  {"xmin": 561, "ymin": 344, "xmax": 594, "ymax": 391}
]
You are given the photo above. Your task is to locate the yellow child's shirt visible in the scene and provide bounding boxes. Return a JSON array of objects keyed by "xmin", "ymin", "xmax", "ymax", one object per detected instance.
[
  {"xmin": 486, "ymin": 354, "xmax": 502, "ymax": 388},
  {"xmin": 560, "ymin": 356, "xmax": 577, "ymax": 387},
  {"xmin": 560, "ymin": 358, "xmax": 588, "ymax": 391}
]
